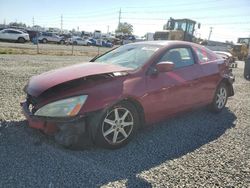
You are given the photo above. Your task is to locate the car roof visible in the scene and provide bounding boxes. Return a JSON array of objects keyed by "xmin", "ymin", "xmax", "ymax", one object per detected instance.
[
  {"xmin": 127, "ymin": 40, "xmax": 200, "ymax": 47},
  {"xmin": 3, "ymin": 28, "xmax": 23, "ymax": 32}
]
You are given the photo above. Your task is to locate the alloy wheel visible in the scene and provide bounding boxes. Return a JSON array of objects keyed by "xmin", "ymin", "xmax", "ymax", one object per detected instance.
[
  {"xmin": 216, "ymin": 87, "xmax": 227, "ymax": 109},
  {"xmin": 102, "ymin": 107, "xmax": 134, "ymax": 144}
]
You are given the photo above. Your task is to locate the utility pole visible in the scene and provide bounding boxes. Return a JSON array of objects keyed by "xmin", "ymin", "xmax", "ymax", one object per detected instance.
[
  {"xmin": 208, "ymin": 27, "xmax": 213, "ymax": 41},
  {"xmin": 118, "ymin": 8, "xmax": 121, "ymax": 30},
  {"xmin": 61, "ymin": 14, "xmax": 63, "ymax": 33},
  {"xmin": 32, "ymin": 16, "xmax": 34, "ymax": 27},
  {"xmin": 3, "ymin": 19, "xmax": 6, "ymax": 26},
  {"xmin": 107, "ymin": 25, "xmax": 109, "ymax": 33}
]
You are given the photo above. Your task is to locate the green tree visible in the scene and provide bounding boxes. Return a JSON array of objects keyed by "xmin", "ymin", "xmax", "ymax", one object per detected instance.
[
  {"xmin": 116, "ymin": 22, "xmax": 133, "ymax": 35},
  {"xmin": 9, "ymin": 22, "xmax": 26, "ymax": 28}
]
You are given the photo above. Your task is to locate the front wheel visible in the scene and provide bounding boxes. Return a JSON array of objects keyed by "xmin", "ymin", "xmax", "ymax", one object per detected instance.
[
  {"xmin": 60, "ymin": 40, "xmax": 65, "ymax": 45},
  {"xmin": 209, "ymin": 83, "xmax": 228, "ymax": 113},
  {"xmin": 95, "ymin": 102, "xmax": 139, "ymax": 149}
]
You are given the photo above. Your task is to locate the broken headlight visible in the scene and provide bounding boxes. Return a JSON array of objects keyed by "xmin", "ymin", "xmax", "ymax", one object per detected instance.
[{"xmin": 34, "ymin": 95, "xmax": 88, "ymax": 117}]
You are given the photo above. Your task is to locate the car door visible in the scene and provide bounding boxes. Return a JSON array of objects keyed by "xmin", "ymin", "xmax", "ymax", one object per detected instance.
[
  {"xmin": 0, "ymin": 30, "xmax": 11, "ymax": 40},
  {"xmin": 47, "ymin": 33, "xmax": 53, "ymax": 42},
  {"xmin": 144, "ymin": 46, "xmax": 204, "ymax": 123},
  {"xmin": 192, "ymin": 46, "xmax": 221, "ymax": 103},
  {"xmin": 8, "ymin": 30, "xmax": 20, "ymax": 40},
  {"xmin": 78, "ymin": 38, "xmax": 84, "ymax": 45}
]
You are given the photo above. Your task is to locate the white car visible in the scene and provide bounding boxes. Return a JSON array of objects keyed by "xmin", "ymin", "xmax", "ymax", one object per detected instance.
[
  {"xmin": 214, "ymin": 51, "xmax": 237, "ymax": 68},
  {"xmin": 0, "ymin": 29, "xmax": 30, "ymax": 43},
  {"xmin": 68, "ymin": 37, "xmax": 91, "ymax": 46},
  {"xmin": 38, "ymin": 32, "xmax": 65, "ymax": 44}
]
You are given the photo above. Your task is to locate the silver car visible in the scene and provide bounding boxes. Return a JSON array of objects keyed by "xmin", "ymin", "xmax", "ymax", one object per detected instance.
[
  {"xmin": 0, "ymin": 28, "xmax": 30, "ymax": 43},
  {"xmin": 68, "ymin": 37, "xmax": 91, "ymax": 46},
  {"xmin": 38, "ymin": 32, "xmax": 65, "ymax": 44}
]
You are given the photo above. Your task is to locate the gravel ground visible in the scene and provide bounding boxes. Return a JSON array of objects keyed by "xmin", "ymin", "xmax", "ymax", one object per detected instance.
[
  {"xmin": 0, "ymin": 41, "xmax": 113, "ymax": 56},
  {"xmin": 0, "ymin": 55, "xmax": 249, "ymax": 188}
]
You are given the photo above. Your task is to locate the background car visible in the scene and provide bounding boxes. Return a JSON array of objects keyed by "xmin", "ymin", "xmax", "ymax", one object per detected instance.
[
  {"xmin": 38, "ymin": 32, "xmax": 65, "ymax": 44},
  {"xmin": 88, "ymin": 38, "xmax": 97, "ymax": 46},
  {"xmin": 214, "ymin": 51, "xmax": 237, "ymax": 68},
  {"xmin": 68, "ymin": 36, "xmax": 92, "ymax": 46},
  {"xmin": 21, "ymin": 41, "xmax": 234, "ymax": 149},
  {"xmin": 101, "ymin": 40, "xmax": 113, "ymax": 47},
  {"xmin": 91, "ymin": 39, "xmax": 113, "ymax": 47},
  {"xmin": 0, "ymin": 28, "xmax": 30, "ymax": 43}
]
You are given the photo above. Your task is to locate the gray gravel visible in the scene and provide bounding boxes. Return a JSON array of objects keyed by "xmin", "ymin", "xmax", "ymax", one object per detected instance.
[
  {"xmin": 0, "ymin": 41, "xmax": 113, "ymax": 56},
  {"xmin": 0, "ymin": 55, "xmax": 249, "ymax": 188}
]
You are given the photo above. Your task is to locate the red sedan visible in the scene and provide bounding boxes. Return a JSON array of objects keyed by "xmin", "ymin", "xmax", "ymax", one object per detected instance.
[{"xmin": 21, "ymin": 41, "xmax": 235, "ymax": 149}]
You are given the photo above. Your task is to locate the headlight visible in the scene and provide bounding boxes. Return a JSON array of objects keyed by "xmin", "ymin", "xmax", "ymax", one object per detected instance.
[{"xmin": 34, "ymin": 95, "xmax": 88, "ymax": 117}]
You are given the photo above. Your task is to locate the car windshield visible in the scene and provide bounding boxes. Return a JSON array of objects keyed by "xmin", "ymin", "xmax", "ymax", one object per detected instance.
[{"xmin": 94, "ymin": 44, "xmax": 159, "ymax": 69}]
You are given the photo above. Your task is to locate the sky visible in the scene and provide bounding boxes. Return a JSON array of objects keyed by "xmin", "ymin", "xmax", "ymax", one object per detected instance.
[{"xmin": 0, "ymin": 0, "xmax": 249, "ymax": 42}]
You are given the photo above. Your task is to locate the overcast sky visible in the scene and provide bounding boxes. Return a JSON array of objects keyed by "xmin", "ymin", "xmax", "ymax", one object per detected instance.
[{"xmin": 0, "ymin": 0, "xmax": 249, "ymax": 42}]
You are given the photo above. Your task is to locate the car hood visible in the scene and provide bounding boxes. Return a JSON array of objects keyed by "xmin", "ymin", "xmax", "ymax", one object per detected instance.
[{"xmin": 26, "ymin": 62, "xmax": 132, "ymax": 97}]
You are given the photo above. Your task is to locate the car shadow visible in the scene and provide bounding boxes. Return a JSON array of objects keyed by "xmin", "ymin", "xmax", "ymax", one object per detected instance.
[{"xmin": 0, "ymin": 107, "xmax": 236, "ymax": 187}]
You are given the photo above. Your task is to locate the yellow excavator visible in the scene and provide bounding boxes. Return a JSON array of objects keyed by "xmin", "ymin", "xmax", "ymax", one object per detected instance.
[
  {"xmin": 230, "ymin": 38, "xmax": 250, "ymax": 61},
  {"xmin": 154, "ymin": 17, "xmax": 200, "ymax": 42}
]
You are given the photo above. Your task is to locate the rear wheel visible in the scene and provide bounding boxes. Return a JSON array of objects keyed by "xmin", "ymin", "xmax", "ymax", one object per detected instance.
[
  {"xmin": 95, "ymin": 102, "xmax": 139, "ymax": 149},
  {"xmin": 60, "ymin": 40, "xmax": 65, "ymax": 45},
  {"xmin": 73, "ymin": 41, "xmax": 77, "ymax": 45},
  {"xmin": 42, "ymin": 38, "xmax": 47, "ymax": 43},
  {"xmin": 18, "ymin": 37, "xmax": 25, "ymax": 43},
  {"xmin": 209, "ymin": 83, "xmax": 228, "ymax": 113}
]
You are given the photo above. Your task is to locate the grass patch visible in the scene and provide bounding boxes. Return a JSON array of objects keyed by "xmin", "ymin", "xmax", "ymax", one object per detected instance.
[{"xmin": 0, "ymin": 49, "xmax": 12, "ymax": 54}]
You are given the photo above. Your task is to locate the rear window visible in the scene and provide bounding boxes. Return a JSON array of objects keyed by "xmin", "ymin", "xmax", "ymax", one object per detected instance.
[{"xmin": 193, "ymin": 46, "xmax": 216, "ymax": 63}]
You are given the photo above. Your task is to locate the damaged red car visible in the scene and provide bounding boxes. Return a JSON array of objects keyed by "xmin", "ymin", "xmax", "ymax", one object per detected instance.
[{"xmin": 21, "ymin": 41, "xmax": 234, "ymax": 149}]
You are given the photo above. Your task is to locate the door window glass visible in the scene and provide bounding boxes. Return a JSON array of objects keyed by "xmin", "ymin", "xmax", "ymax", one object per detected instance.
[
  {"xmin": 194, "ymin": 47, "xmax": 215, "ymax": 63},
  {"xmin": 159, "ymin": 47, "xmax": 195, "ymax": 69}
]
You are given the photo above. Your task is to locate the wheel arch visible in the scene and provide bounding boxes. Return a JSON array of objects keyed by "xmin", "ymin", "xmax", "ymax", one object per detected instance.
[
  {"xmin": 121, "ymin": 97, "xmax": 145, "ymax": 128},
  {"xmin": 17, "ymin": 37, "xmax": 25, "ymax": 43},
  {"xmin": 86, "ymin": 96, "xmax": 146, "ymax": 142},
  {"xmin": 220, "ymin": 78, "xmax": 234, "ymax": 97}
]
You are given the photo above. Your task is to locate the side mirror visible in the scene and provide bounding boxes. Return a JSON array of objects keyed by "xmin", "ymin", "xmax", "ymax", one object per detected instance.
[
  {"xmin": 156, "ymin": 61, "xmax": 174, "ymax": 72},
  {"xmin": 198, "ymin": 23, "xmax": 201, "ymax": 29}
]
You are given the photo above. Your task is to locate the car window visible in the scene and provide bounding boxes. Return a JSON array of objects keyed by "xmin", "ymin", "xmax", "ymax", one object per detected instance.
[
  {"xmin": 193, "ymin": 47, "xmax": 215, "ymax": 63},
  {"xmin": 3, "ymin": 30, "xmax": 11, "ymax": 33},
  {"xmin": 9, "ymin": 30, "xmax": 21, "ymax": 34},
  {"xmin": 159, "ymin": 47, "xmax": 195, "ymax": 69},
  {"xmin": 94, "ymin": 44, "xmax": 160, "ymax": 69}
]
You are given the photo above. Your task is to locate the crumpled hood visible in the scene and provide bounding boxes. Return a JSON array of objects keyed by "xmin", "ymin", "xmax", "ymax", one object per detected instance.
[{"xmin": 26, "ymin": 62, "xmax": 131, "ymax": 97}]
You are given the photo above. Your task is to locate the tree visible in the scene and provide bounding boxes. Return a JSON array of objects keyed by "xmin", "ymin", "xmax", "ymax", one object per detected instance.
[
  {"xmin": 116, "ymin": 22, "xmax": 133, "ymax": 35},
  {"xmin": 9, "ymin": 22, "xmax": 26, "ymax": 28}
]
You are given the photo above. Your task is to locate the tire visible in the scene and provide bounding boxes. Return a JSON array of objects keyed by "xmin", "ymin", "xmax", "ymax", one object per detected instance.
[
  {"xmin": 42, "ymin": 38, "xmax": 47, "ymax": 43},
  {"xmin": 73, "ymin": 41, "xmax": 77, "ymax": 45},
  {"xmin": 95, "ymin": 102, "xmax": 139, "ymax": 149},
  {"xmin": 60, "ymin": 40, "xmax": 65, "ymax": 45},
  {"xmin": 208, "ymin": 83, "xmax": 228, "ymax": 113},
  {"xmin": 18, "ymin": 37, "xmax": 25, "ymax": 43}
]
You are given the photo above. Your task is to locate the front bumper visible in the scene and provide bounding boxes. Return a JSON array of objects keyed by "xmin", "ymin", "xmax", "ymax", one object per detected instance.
[
  {"xmin": 20, "ymin": 101, "xmax": 85, "ymax": 134},
  {"xmin": 21, "ymin": 100, "xmax": 90, "ymax": 147}
]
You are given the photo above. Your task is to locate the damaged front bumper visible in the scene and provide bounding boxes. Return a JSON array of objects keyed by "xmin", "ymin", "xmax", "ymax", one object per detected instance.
[{"xmin": 21, "ymin": 101, "xmax": 88, "ymax": 147}]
